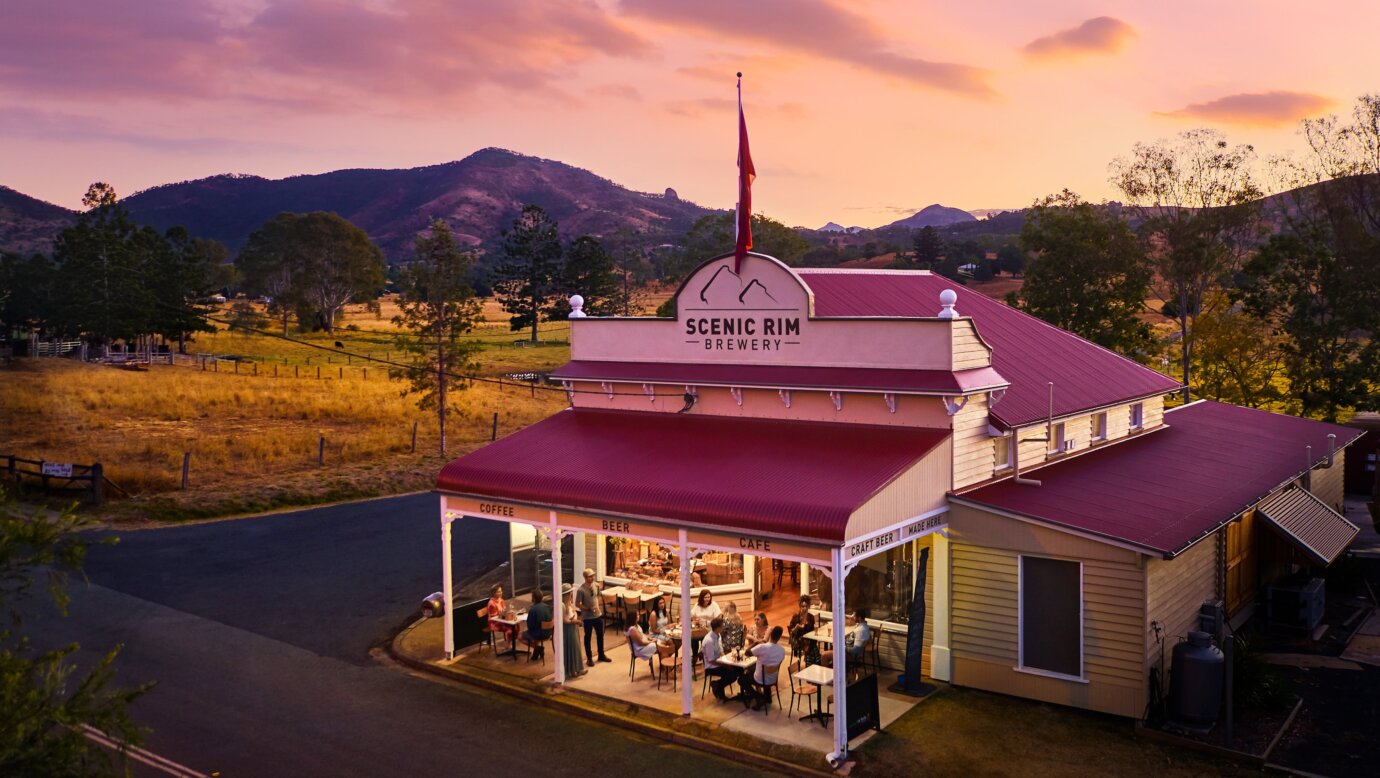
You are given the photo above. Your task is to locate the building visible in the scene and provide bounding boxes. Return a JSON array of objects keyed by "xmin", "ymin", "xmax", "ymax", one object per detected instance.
[{"xmin": 434, "ymin": 252, "xmax": 1362, "ymax": 761}]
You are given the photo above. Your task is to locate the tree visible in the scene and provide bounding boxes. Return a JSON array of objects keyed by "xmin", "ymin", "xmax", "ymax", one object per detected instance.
[
  {"xmin": 1239, "ymin": 94, "xmax": 1380, "ymax": 421},
  {"xmin": 235, "ymin": 212, "xmax": 385, "ymax": 334},
  {"xmin": 148, "ymin": 227, "xmax": 224, "ymax": 352},
  {"xmin": 911, "ymin": 226, "xmax": 943, "ymax": 267},
  {"xmin": 1189, "ymin": 295, "xmax": 1286, "ymax": 409},
  {"xmin": 557, "ymin": 236, "xmax": 620, "ymax": 317},
  {"xmin": 492, "ymin": 205, "xmax": 564, "ymax": 342},
  {"xmin": 660, "ymin": 212, "xmax": 809, "ymax": 282},
  {"xmin": 1, "ymin": 489, "xmax": 151, "ymax": 776},
  {"xmin": 996, "ymin": 243, "xmax": 1026, "ymax": 276},
  {"xmin": 50, "ymin": 184, "xmax": 156, "ymax": 345},
  {"xmin": 604, "ymin": 229, "xmax": 653, "ymax": 316},
  {"xmin": 1110, "ymin": 128, "xmax": 1262, "ymax": 402},
  {"xmin": 0, "ymin": 252, "xmax": 57, "ymax": 337},
  {"xmin": 1009, "ymin": 190, "xmax": 1154, "ymax": 355},
  {"xmin": 393, "ymin": 219, "xmax": 483, "ymax": 456},
  {"xmin": 226, "ymin": 300, "xmax": 268, "ymax": 333}
]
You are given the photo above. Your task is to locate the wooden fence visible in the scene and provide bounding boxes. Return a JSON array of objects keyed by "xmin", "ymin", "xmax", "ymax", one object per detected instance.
[{"xmin": 2, "ymin": 455, "xmax": 112, "ymax": 503}]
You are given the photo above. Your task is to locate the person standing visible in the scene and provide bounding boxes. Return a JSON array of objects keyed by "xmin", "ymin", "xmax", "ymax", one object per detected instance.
[
  {"xmin": 561, "ymin": 584, "xmax": 586, "ymax": 677},
  {"xmin": 576, "ymin": 568, "xmax": 611, "ymax": 664}
]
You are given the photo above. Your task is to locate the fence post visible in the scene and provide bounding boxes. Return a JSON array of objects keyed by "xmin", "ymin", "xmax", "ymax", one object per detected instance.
[
  {"xmin": 492, "ymin": 412, "xmax": 498, "ymax": 441},
  {"xmin": 181, "ymin": 452, "xmax": 191, "ymax": 489},
  {"xmin": 253, "ymin": 362, "xmax": 258, "ymax": 376},
  {"xmin": 295, "ymin": 365, "xmax": 299, "ymax": 378},
  {"xmin": 91, "ymin": 462, "xmax": 104, "ymax": 504},
  {"xmin": 318, "ymin": 436, "xmax": 325, "ymax": 465},
  {"xmin": 317, "ymin": 366, "xmax": 321, "ymax": 379},
  {"xmin": 411, "ymin": 421, "xmax": 418, "ymax": 453},
  {"xmin": 214, "ymin": 359, "xmax": 219, "ymax": 373},
  {"xmin": 362, "ymin": 368, "xmax": 367, "ymax": 380},
  {"xmin": 274, "ymin": 364, "xmax": 278, "ymax": 378},
  {"xmin": 348, "ymin": 355, "xmax": 352, "ymax": 365},
  {"xmin": 339, "ymin": 367, "xmax": 343, "ymax": 379}
]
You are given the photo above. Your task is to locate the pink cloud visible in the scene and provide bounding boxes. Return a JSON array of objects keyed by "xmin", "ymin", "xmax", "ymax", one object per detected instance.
[
  {"xmin": 1023, "ymin": 16, "xmax": 1136, "ymax": 61},
  {"xmin": 587, "ymin": 83, "xmax": 643, "ymax": 101},
  {"xmin": 1157, "ymin": 91, "xmax": 1335, "ymax": 127},
  {"xmin": 624, "ymin": 0, "xmax": 993, "ymax": 97},
  {"xmin": 0, "ymin": 0, "xmax": 653, "ymax": 111}
]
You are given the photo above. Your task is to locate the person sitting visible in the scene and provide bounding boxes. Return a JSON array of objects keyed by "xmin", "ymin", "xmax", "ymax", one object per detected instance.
[
  {"xmin": 647, "ymin": 597, "xmax": 671, "ymax": 635},
  {"xmin": 745, "ymin": 626, "xmax": 787, "ymax": 711},
  {"xmin": 787, "ymin": 595, "xmax": 820, "ymax": 665},
  {"xmin": 625, "ymin": 613, "xmax": 659, "ymax": 664},
  {"xmin": 821, "ymin": 607, "xmax": 871, "ymax": 669},
  {"xmin": 745, "ymin": 612, "xmax": 770, "ymax": 648},
  {"xmin": 522, "ymin": 589, "xmax": 553, "ymax": 660},
  {"xmin": 721, "ymin": 601, "xmax": 746, "ymax": 652},
  {"xmin": 690, "ymin": 589, "xmax": 722, "ymax": 623},
  {"xmin": 701, "ymin": 617, "xmax": 743, "ymax": 702},
  {"xmin": 486, "ymin": 584, "xmax": 518, "ymax": 647}
]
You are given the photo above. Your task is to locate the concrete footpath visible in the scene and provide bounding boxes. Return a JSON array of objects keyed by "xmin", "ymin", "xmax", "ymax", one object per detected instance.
[{"xmin": 390, "ymin": 616, "xmax": 841, "ymax": 777}]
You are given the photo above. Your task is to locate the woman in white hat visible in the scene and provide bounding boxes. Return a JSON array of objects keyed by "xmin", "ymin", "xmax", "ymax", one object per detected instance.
[{"xmin": 561, "ymin": 583, "xmax": 586, "ymax": 677}]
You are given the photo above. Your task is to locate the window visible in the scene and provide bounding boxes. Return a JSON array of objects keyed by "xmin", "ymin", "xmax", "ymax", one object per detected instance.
[
  {"xmin": 1019, "ymin": 556, "xmax": 1083, "ymax": 679},
  {"xmin": 1048, "ymin": 422, "xmax": 1066, "ymax": 454},
  {"xmin": 1091, "ymin": 412, "xmax": 1107, "ymax": 441},
  {"xmin": 994, "ymin": 435, "xmax": 1013, "ymax": 472},
  {"xmin": 811, "ymin": 541, "xmax": 918, "ymax": 625},
  {"xmin": 605, "ymin": 537, "xmax": 744, "ymax": 586},
  {"xmin": 1130, "ymin": 402, "xmax": 1144, "ymax": 430}
]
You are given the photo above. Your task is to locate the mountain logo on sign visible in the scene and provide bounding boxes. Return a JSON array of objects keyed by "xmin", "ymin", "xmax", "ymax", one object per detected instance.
[{"xmin": 697, "ymin": 264, "xmax": 778, "ymax": 307}]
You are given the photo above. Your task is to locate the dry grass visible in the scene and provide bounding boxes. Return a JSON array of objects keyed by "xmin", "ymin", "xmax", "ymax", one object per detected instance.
[{"xmin": 0, "ymin": 303, "xmax": 568, "ymax": 522}]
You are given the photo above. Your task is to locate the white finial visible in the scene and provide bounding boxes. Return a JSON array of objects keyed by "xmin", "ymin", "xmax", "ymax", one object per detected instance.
[
  {"xmin": 938, "ymin": 288, "xmax": 958, "ymax": 319},
  {"xmin": 568, "ymin": 294, "xmax": 587, "ymax": 319}
]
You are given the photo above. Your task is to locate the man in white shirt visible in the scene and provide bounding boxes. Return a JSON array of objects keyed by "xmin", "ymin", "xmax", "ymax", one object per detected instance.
[
  {"xmin": 701, "ymin": 617, "xmax": 742, "ymax": 701},
  {"xmin": 746, "ymin": 626, "xmax": 786, "ymax": 711}
]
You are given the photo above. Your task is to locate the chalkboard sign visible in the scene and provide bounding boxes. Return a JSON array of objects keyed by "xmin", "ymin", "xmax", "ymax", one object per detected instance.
[
  {"xmin": 453, "ymin": 598, "xmax": 490, "ymax": 649},
  {"xmin": 846, "ymin": 673, "xmax": 882, "ymax": 740}
]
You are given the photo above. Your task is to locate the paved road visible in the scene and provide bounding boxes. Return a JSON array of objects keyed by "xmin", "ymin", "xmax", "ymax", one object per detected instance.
[{"xmin": 27, "ymin": 494, "xmax": 758, "ymax": 777}]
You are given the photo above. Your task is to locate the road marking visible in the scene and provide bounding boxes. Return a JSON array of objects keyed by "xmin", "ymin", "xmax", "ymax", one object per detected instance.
[{"xmin": 81, "ymin": 724, "xmax": 215, "ymax": 778}]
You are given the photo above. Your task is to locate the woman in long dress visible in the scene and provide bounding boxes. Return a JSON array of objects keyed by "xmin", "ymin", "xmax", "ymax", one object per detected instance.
[{"xmin": 561, "ymin": 584, "xmax": 585, "ymax": 677}]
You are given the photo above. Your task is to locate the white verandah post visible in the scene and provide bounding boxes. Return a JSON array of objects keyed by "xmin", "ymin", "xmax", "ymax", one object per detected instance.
[
  {"xmin": 441, "ymin": 501, "xmax": 455, "ymax": 660},
  {"xmin": 831, "ymin": 545, "xmax": 848, "ymax": 763},
  {"xmin": 679, "ymin": 528, "xmax": 693, "ymax": 716},
  {"xmin": 549, "ymin": 511, "xmax": 565, "ymax": 685}
]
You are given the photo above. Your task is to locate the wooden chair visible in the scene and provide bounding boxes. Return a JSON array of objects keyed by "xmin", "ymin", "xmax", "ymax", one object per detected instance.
[
  {"xmin": 655, "ymin": 641, "xmax": 678, "ymax": 691},
  {"xmin": 628, "ymin": 638, "xmax": 656, "ymax": 682},
  {"xmin": 524, "ymin": 620, "xmax": 554, "ymax": 664},
  {"xmin": 601, "ymin": 588, "xmax": 623, "ymax": 628},
  {"xmin": 757, "ymin": 662, "xmax": 783, "ymax": 714},
  {"xmin": 789, "ymin": 659, "xmax": 818, "ymax": 716},
  {"xmin": 475, "ymin": 606, "xmax": 497, "ymax": 654},
  {"xmin": 621, "ymin": 594, "xmax": 642, "ymax": 630}
]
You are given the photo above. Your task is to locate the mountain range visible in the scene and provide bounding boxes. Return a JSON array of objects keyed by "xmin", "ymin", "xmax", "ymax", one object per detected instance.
[
  {"xmin": 883, "ymin": 204, "xmax": 977, "ymax": 230},
  {"xmin": 0, "ymin": 148, "xmax": 715, "ymax": 263}
]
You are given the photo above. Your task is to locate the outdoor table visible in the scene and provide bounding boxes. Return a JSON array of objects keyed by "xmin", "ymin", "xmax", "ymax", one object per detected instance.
[
  {"xmin": 491, "ymin": 613, "xmax": 525, "ymax": 661},
  {"xmin": 714, "ymin": 651, "xmax": 757, "ymax": 701},
  {"xmin": 793, "ymin": 662, "xmax": 835, "ymax": 727},
  {"xmin": 803, "ymin": 623, "xmax": 861, "ymax": 644}
]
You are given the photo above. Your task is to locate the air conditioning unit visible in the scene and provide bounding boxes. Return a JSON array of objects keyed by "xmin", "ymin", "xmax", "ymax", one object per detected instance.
[{"xmin": 1266, "ymin": 577, "xmax": 1325, "ymax": 631}]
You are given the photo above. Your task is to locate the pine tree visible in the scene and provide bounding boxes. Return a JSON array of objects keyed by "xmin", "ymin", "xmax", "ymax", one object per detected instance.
[{"xmin": 492, "ymin": 205, "xmax": 563, "ymax": 342}]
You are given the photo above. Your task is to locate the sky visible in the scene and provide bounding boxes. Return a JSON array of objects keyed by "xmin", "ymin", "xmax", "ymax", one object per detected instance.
[{"xmin": 1, "ymin": 0, "xmax": 1377, "ymax": 228}]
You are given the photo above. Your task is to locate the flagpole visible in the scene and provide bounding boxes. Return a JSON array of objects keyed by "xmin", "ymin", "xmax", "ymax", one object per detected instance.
[{"xmin": 735, "ymin": 71, "xmax": 742, "ymax": 271}]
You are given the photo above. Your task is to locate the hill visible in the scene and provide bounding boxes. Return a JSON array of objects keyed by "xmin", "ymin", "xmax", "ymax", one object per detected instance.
[
  {"xmin": 0, "ymin": 186, "xmax": 75, "ymax": 256},
  {"xmin": 116, "ymin": 148, "xmax": 714, "ymax": 263},
  {"xmin": 884, "ymin": 204, "xmax": 977, "ymax": 230}
]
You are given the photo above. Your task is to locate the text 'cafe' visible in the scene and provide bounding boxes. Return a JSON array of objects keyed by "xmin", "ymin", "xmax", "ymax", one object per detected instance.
[{"xmin": 434, "ymin": 252, "xmax": 1362, "ymax": 764}]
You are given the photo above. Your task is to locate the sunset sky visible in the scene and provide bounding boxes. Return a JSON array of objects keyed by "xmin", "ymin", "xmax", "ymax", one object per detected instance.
[{"xmin": 2, "ymin": 0, "xmax": 1377, "ymax": 228}]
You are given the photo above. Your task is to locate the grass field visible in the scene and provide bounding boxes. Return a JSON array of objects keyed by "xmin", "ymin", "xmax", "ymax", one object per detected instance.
[{"xmin": 0, "ymin": 297, "xmax": 569, "ymax": 523}]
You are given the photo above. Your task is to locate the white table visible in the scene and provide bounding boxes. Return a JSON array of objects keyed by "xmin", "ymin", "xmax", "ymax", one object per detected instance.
[
  {"xmin": 803, "ymin": 623, "xmax": 861, "ymax": 644},
  {"xmin": 490, "ymin": 613, "xmax": 525, "ymax": 661},
  {"xmin": 793, "ymin": 663, "xmax": 835, "ymax": 727}
]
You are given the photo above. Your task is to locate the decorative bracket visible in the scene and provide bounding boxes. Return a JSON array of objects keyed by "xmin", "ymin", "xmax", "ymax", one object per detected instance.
[
  {"xmin": 601, "ymin": 381, "xmax": 614, "ymax": 399},
  {"xmin": 685, "ymin": 385, "xmax": 698, "ymax": 398},
  {"xmin": 730, "ymin": 387, "xmax": 743, "ymax": 407},
  {"xmin": 988, "ymin": 388, "xmax": 1007, "ymax": 407},
  {"xmin": 561, "ymin": 380, "xmax": 575, "ymax": 406},
  {"xmin": 883, "ymin": 393, "xmax": 897, "ymax": 414},
  {"xmin": 829, "ymin": 391, "xmax": 843, "ymax": 411},
  {"xmin": 943, "ymin": 395, "xmax": 969, "ymax": 416},
  {"xmin": 643, "ymin": 383, "xmax": 656, "ymax": 404},
  {"xmin": 778, "ymin": 389, "xmax": 792, "ymax": 408}
]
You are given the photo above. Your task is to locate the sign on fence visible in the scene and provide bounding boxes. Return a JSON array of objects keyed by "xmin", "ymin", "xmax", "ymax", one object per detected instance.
[{"xmin": 41, "ymin": 462, "xmax": 74, "ymax": 478}]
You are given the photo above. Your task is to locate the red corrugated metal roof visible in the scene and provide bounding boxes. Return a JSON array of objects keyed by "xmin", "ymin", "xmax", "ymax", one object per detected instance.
[
  {"xmin": 436, "ymin": 408, "xmax": 950, "ymax": 543},
  {"xmin": 1256, "ymin": 486, "xmax": 1359, "ymax": 566},
  {"xmin": 551, "ymin": 360, "xmax": 1007, "ymax": 395},
  {"xmin": 796, "ymin": 270, "xmax": 1182, "ymax": 427},
  {"xmin": 955, "ymin": 401, "xmax": 1364, "ymax": 557}
]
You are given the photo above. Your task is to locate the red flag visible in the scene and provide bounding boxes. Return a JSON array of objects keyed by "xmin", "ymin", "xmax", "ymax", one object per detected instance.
[{"xmin": 734, "ymin": 73, "xmax": 755, "ymax": 272}]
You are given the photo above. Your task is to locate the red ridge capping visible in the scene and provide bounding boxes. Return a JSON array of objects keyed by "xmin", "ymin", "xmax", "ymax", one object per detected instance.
[
  {"xmin": 436, "ymin": 408, "xmax": 950, "ymax": 543},
  {"xmin": 957, "ymin": 401, "xmax": 1364, "ymax": 557}
]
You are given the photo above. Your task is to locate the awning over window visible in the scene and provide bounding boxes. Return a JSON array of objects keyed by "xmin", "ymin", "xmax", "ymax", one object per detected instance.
[
  {"xmin": 1256, "ymin": 486, "xmax": 1359, "ymax": 566},
  {"xmin": 436, "ymin": 408, "xmax": 949, "ymax": 544}
]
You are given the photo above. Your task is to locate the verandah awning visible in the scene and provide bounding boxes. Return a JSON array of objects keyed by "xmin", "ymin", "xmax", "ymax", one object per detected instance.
[
  {"xmin": 436, "ymin": 408, "xmax": 949, "ymax": 544},
  {"xmin": 1255, "ymin": 486, "xmax": 1359, "ymax": 566}
]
